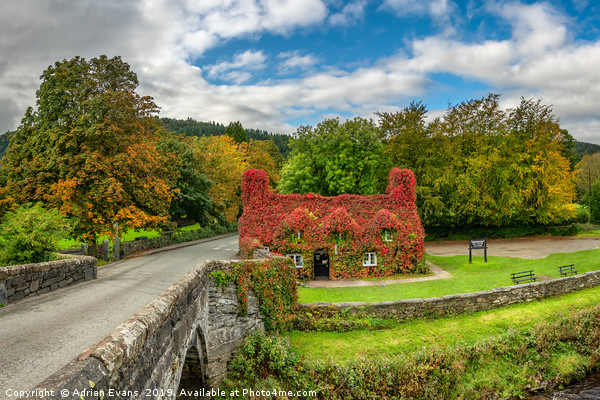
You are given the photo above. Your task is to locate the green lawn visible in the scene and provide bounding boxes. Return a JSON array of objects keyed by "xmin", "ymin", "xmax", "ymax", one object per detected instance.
[
  {"xmin": 577, "ymin": 228, "xmax": 600, "ymax": 237},
  {"xmin": 57, "ymin": 223, "xmax": 203, "ymax": 249},
  {"xmin": 298, "ymin": 249, "xmax": 600, "ymax": 303},
  {"xmin": 288, "ymin": 285, "xmax": 600, "ymax": 361}
]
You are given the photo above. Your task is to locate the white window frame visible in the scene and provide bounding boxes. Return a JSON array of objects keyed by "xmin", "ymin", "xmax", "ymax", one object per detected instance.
[
  {"xmin": 363, "ymin": 252, "xmax": 377, "ymax": 267},
  {"xmin": 286, "ymin": 253, "xmax": 303, "ymax": 268},
  {"xmin": 382, "ymin": 231, "xmax": 393, "ymax": 242}
]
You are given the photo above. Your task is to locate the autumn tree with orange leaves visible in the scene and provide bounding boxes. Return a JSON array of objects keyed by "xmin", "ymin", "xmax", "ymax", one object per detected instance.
[
  {"xmin": 193, "ymin": 136, "xmax": 280, "ymax": 223},
  {"xmin": 2, "ymin": 56, "xmax": 178, "ymax": 246}
]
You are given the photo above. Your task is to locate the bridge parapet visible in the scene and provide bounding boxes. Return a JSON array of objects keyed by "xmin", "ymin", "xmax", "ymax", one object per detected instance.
[
  {"xmin": 0, "ymin": 256, "xmax": 97, "ymax": 305},
  {"xmin": 27, "ymin": 260, "xmax": 263, "ymax": 399}
]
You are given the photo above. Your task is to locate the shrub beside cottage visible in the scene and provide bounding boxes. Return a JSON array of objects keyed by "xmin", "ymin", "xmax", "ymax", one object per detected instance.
[{"xmin": 238, "ymin": 168, "xmax": 426, "ymax": 279}]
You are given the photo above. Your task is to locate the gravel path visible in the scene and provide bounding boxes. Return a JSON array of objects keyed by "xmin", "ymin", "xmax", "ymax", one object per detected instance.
[
  {"xmin": 426, "ymin": 236, "xmax": 600, "ymax": 259},
  {"xmin": 304, "ymin": 261, "xmax": 451, "ymax": 288}
]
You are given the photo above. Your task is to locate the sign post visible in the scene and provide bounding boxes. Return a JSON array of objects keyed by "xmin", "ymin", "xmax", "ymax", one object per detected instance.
[{"xmin": 469, "ymin": 238, "xmax": 487, "ymax": 264}]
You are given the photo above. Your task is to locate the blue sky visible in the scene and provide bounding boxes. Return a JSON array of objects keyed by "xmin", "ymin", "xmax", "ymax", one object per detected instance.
[{"xmin": 1, "ymin": 0, "xmax": 599, "ymax": 142}]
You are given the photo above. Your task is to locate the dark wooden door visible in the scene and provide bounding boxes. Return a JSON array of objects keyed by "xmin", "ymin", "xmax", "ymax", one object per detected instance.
[{"xmin": 313, "ymin": 251, "xmax": 329, "ymax": 279}]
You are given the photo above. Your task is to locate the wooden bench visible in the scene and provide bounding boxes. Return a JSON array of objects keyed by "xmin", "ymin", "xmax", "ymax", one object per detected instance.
[
  {"xmin": 559, "ymin": 264, "xmax": 578, "ymax": 277},
  {"xmin": 511, "ymin": 270, "xmax": 539, "ymax": 284}
]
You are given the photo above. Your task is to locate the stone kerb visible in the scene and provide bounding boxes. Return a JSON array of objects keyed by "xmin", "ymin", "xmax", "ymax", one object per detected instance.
[
  {"xmin": 299, "ymin": 270, "xmax": 600, "ymax": 319},
  {"xmin": 27, "ymin": 260, "xmax": 264, "ymax": 400},
  {"xmin": 0, "ymin": 255, "xmax": 97, "ymax": 304}
]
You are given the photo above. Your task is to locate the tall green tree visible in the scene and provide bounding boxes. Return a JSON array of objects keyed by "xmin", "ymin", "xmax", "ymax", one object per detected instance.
[
  {"xmin": 226, "ymin": 121, "xmax": 248, "ymax": 143},
  {"xmin": 427, "ymin": 94, "xmax": 511, "ymax": 225},
  {"xmin": 420, "ymin": 94, "xmax": 575, "ymax": 226},
  {"xmin": 377, "ymin": 101, "xmax": 443, "ymax": 224},
  {"xmin": 2, "ymin": 55, "xmax": 178, "ymax": 245},
  {"xmin": 503, "ymin": 97, "xmax": 576, "ymax": 224},
  {"xmin": 0, "ymin": 132, "xmax": 11, "ymax": 160},
  {"xmin": 0, "ymin": 165, "xmax": 16, "ymax": 218},
  {"xmin": 590, "ymin": 181, "xmax": 600, "ymax": 223},
  {"xmin": 278, "ymin": 117, "xmax": 386, "ymax": 196},
  {"xmin": 157, "ymin": 133, "xmax": 217, "ymax": 225},
  {"xmin": 575, "ymin": 153, "xmax": 600, "ymax": 201}
]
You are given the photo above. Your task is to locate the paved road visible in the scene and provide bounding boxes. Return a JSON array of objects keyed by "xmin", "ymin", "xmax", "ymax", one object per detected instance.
[{"xmin": 0, "ymin": 234, "xmax": 240, "ymax": 399}]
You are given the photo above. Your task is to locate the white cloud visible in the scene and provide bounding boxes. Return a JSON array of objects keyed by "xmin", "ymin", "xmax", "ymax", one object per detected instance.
[
  {"xmin": 380, "ymin": 0, "xmax": 459, "ymax": 32},
  {"xmin": 329, "ymin": 0, "xmax": 367, "ymax": 26},
  {"xmin": 0, "ymin": 0, "xmax": 599, "ymax": 144},
  {"xmin": 278, "ymin": 51, "xmax": 319, "ymax": 72},
  {"xmin": 379, "ymin": 0, "xmax": 429, "ymax": 16},
  {"xmin": 492, "ymin": 1, "xmax": 568, "ymax": 58},
  {"xmin": 206, "ymin": 50, "xmax": 267, "ymax": 83},
  {"xmin": 190, "ymin": 0, "xmax": 328, "ymax": 44},
  {"xmin": 400, "ymin": 1, "xmax": 600, "ymax": 143}
]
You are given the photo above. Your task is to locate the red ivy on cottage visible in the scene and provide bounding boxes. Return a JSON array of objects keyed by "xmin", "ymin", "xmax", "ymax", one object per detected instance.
[{"xmin": 239, "ymin": 168, "xmax": 426, "ymax": 279}]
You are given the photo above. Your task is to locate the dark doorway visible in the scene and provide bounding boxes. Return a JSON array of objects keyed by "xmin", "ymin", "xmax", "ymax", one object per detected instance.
[{"xmin": 313, "ymin": 250, "xmax": 330, "ymax": 279}]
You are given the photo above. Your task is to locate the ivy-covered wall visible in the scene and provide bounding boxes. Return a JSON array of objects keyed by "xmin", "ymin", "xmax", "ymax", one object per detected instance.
[{"xmin": 238, "ymin": 168, "xmax": 425, "ymax": 279}]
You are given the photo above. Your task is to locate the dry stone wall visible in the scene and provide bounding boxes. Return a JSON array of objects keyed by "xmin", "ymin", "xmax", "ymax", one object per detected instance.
[
  {"xmin": 0, "ymin": 256, "xmax": 97, "ymax": 305},
  {"xmin": 299, "ymin": 270, "xmax": 600, "ymax": 319}
]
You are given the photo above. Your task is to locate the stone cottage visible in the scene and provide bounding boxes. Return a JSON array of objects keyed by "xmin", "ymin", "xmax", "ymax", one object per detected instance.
[{"xmin": 238, "ymin": 168, "xmax": 425, "ymax": 279}]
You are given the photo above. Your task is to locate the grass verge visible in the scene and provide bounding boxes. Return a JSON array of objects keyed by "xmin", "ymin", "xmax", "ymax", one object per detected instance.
[
  {"xmin": 57, "ymin": 225, "xmax": 203, "ymax": 249},
  {"xmin": 298, "ymin": 249, "xmax": 600, "ymax": 303}
]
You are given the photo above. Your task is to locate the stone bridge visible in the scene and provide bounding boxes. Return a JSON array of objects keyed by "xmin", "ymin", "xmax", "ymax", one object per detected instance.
[{"xmin": 27, "ymin": 260, "xmax": 262, "ymax": 400}]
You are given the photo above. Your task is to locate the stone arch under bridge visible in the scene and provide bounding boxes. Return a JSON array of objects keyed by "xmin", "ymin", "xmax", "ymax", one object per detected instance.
[{"xmin": 27, "ymin": 260, "xmax": 263, "ymax": 400}]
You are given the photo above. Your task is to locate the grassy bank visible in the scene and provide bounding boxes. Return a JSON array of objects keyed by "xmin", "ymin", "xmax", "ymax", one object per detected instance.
[
  {"xmin": 221, "ymin": 287, "xmax": 600, "ymax": 399},
  {"xmin": 289, "ymin": 285, "xmax": 600, "ymax": 360},
  {"xmin": 298, "ymin": 249, "xmax": 600, "ymax": 303}
]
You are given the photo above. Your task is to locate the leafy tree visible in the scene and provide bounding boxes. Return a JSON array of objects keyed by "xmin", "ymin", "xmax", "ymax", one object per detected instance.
[
  {"xmin": 246, "ymin": 139, "xmax": 281, "ymax": 187},
  {"xmin": 193, "ymin": 135, "xmax": 249, "ymax": 223},
  {"xmin": 0, "ymin": 132, "xmax": 12, "ymax": 160},
  {"xmin": 573, "ymin": 141, "xmax": 600, "ymax": 161},
  {"xmin": 2, "ymin": 56, "xmax": 178, "ymax": 245},
  {"xmin": 503, "ymin": 97, "xmax": 576, "ymax": 224},
  {"xmin": 278, "ymin": 96, "xmax": 575, "ymax": 227},
  {"xmin": 192, "ymin": 135, "xmax": 281, "ymax": 223},
  {"xmin": 0, "ymin": 166, "xmax": 16, "ymax": 218},
  {"xmin": 590, "ymin": 181, "xmax": 600, "ymax": 223},
  {"xmin": 416, "ymin": 95, "xmax": 576, "ymax": 227},
  {"xmin": 161, "ymin": 117, "xmax": 292, "ymax": 158},
  {"xmin": 226, "ymin": 121, "xmax": 248, "ymax": 143},
  {"xmin": 278, "ymin": 117, "xmax": 386, "ymax": 196},
  {"xmin": 558, "ymin": 129, "xmax": 578, "ymax": 170},
  {"xmin": 377, "ymin": 101, "xmax": 444, "ymax": 224},
  {"xmin": 0, "ymin": 203, "xmax": 71, "ymax": 265},
  {"xmin": 427, "ymin": 94, "xmax": 512, "ymax": 225},
  {"xmin": 157, "ymin": 133, "xmax": 217, "ymax": 225},
  {"xmin": 575, "ymin": 153, "xmax": 600, "ymax": 201},
  {"xmin": 245, "ymin": 128, "xmax": 291, "ymax": 158}
]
